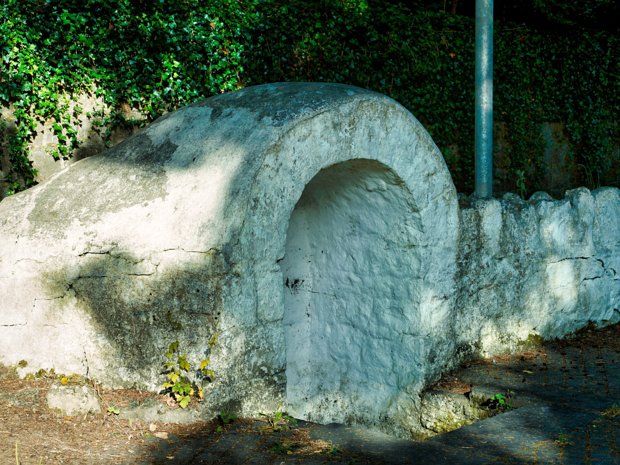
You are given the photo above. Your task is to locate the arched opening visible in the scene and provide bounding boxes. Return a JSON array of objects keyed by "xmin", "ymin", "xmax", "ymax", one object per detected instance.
[{"xmin": 280, "ymin": 159, "xmax": 424, "ymax": 424}]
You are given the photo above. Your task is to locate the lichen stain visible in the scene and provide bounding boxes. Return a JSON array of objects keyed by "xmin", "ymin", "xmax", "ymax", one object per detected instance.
[
  {"xmin": 192, "ymin": 82, "xmax": 367, "ymax": 128},
  {"xmin": 27, "ymin": 133, "xmax": 171, "ymax": 236}
]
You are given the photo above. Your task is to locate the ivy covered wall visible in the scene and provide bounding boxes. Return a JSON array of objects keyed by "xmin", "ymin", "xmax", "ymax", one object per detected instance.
[{"xmin": 1, "ymin": 0, "xmax": 618, "ymax": 198}]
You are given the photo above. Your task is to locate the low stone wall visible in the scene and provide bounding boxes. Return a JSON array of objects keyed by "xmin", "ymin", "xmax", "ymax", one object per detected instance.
[{"xmin": 455, "ymin": 188, "xmax": 620, "ymax": 358}]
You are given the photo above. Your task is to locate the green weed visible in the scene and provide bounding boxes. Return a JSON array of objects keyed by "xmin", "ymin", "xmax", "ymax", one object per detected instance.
[
  {"xmin": 161, "ymin": 336, "xmax": 216, "ymax": 408},
  {"xmin": 260, "ymin": 408, "xmax": 297, "ymax": 432}
]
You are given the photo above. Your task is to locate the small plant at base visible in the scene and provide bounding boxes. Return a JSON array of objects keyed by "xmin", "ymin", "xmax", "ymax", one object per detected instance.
[
  {"xmin": 515, "ymin": 169, "xmax": 527, "ymax": 199},
  {"xmin": 161, "ymin": 337, "xmax": 216, "ymax": 409},
  {"xmin": 35, "ymin": 368, "xmax": 56, "ymax": 379},
  {"xmin": 483, "ymin": 393, "xmax": 512, "ymax": 412},
  {"xmin": 215, "ymin": 411, "xmax": 236, "ymax": 433},
  {"xmin": 260, "ymin": 407, "xmax": 298, "ymax": 432},
  {"xmin": 269, "ymin": 440, "xmax": 293, "ymax": 454},
  {"xmin": 107, "ymin": 405, "xmax": 120, "ymax": 416},
  {"xmin": 322, "ymin": 445, "xmax": 340, "ymax": 455},
  {"xmin": 218, "ymin": 411, "xmax": 237, "ymax": 425}
]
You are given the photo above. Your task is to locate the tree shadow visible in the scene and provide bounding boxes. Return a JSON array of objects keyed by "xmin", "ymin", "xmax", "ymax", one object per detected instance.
[
  {"xmin": 90, "ymin": 326, "xmax": 620, "ymax": 465},
  {"xmin": 44, "ymin": 247, "xmax": 229, "ymax": 394}
]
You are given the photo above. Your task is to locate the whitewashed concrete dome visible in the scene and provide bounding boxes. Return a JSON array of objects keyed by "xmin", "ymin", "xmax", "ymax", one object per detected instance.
[{"xmin": 0, "ymin": 83, "xmax": 459, "ymax": 434}]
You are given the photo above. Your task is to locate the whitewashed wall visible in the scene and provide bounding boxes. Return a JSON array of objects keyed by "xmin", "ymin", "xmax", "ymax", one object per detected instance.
[
  {"xmin": 0, "ymin": 83, "xmax": 618, "ymax": 438},
  {"xmin": 455, "ymin": 188, "xmax": 620, "ymax": 358}
]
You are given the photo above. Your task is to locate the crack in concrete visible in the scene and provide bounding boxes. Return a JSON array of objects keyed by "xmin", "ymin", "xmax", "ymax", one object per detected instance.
[
  {"xmin": 161, "ymin": 247, "xmax": 219, "ymax": 255},
  {"xmin": 549, "ymin": 256, "xmax": 592, "ymax": 264},
  {"xmin": 71, "ymin": 269, "xmax": 158, "ymax": 280},
  {"xmin": 596, "ymin": 257, "xmax": 618, "ymax": 278},
  {"xmin": 14, "ymin": 258, "xmax": 45, "ymax": 265},
  {"xmin": 78, "ymin": 251, "xmax": 112, "ymax": 257},
  {"xmin": 79, "ymin": 250, "xmax": 151, "ymax": 265},
  {"xmin": 547, "ymin": 256, "xmax": 618, "ymax": 284},
  {"xmin": 34, "ymin": 295, "xmax": 65, "ymax": 303},
  {"xmin": 596, "ymin": 258, "xmax": 611, "ymax": 271},
  {"xmin": 71, "ymin": 251, "xmax": 160, "ymax": 279}
]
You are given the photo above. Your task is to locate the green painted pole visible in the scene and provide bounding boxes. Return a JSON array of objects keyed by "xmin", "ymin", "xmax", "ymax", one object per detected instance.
[{"xmin": 475, "ymin": 0, "xmax": 493, "ymax": 198}]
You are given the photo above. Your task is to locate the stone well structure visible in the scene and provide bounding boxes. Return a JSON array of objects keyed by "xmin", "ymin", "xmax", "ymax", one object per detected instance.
[
  {"xmin": 2, "ymin": 83, "xmax": 619, "ymax": 437},
  {"xmin": 0, "ymin": 83, "xmax": 460, "ymax": 435}
]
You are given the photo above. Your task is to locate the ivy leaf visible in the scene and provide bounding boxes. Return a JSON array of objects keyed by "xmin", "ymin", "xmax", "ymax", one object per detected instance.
[
  {"xmin": 178, "ymin": 396, "xmax": 190, "ymax": 408},
  {"xmin": 107, "ymin": 405, "xmax": 120, "ymax": 415},
  {"xmin": 168, "ymin": 340, "xmax": 179, "ymax": 354},
  {"xmin": 178, "ymin": 355, "xmax": 191, "ymax": 372}
]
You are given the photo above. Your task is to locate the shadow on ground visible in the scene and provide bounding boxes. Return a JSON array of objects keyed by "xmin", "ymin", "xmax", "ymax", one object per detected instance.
[{"xmin": 111, "ymin": 324, "xmax": 620, "ymax": 465}]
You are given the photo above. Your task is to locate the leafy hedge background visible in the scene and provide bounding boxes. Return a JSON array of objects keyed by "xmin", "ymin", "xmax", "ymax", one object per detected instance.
[{"xmin": 1, "ymin": 0, "xmax": 618, "ymax": 197}]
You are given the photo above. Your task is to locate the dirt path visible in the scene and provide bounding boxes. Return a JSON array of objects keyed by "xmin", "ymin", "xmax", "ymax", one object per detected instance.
[{"xmin": 1, "ymin": 323, "xmax": 619, "ymax": 465}]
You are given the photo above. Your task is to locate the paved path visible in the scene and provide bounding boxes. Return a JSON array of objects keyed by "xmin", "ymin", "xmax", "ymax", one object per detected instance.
[{"xmin": 128, "ymin": 327, "xmax": 619, "ymax": 464}]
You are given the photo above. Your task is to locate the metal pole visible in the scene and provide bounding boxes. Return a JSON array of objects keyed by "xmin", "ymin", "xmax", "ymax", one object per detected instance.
[{"xmin": 475, "ymin": 0, "xmax": 493, "ymax": 198}]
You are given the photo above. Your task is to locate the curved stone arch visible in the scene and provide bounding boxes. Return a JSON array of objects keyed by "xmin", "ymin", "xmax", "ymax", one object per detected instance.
[
  {"xmin": 0, "ymin": 82, "xmax": 458, "ymax": 433},
  {"xmin": 235, "ymin": 84, "xmax": 459, "ymax": 425},
  {"xmin": 240, "ymin": 88, "xmax": 457, "ymax": 266}
]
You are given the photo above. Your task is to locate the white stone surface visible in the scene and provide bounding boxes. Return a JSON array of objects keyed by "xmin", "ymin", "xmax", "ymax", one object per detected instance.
[
  {"xmin": 46, "ymin": 384, "xmax": 101, "ymax": 416},
  {"xmin": 1, "ymin": 83, "xmax": 618, "ymax": 437},
  {"xmin": 0, "ymin": 83, "xmax": 459, "ymax": 435},
  {"xmin": 455, "ymin": 188, "xmax": 620, "ymax": 358},
  {"xmin": 281, "ymin": 160, "xmax": 424, "ymax": 424}
]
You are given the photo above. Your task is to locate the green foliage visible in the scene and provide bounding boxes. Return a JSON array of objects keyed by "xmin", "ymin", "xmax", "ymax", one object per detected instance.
[
  {"xmin": 1, "ymin": 0, "xmax": 617, "ymax": 198},
  {"xmin": 106, "ymin": 405, "xmax": 120, "ymax": 416},
  {"xmin": 530, "ymin": 0, "xmax": 617, "ymax": 29},
  {"xmin": 161, "ymin": 338, "xmax": 215, "ymax": 409},
  {"xmin": 269, "ymin": 440, "xmax": 293, "ymax": 455},
  {"xmin": 484, "ymin": 393, "xmax": 512, "ymax": 412},
  {"xmin": 494, "ymin": 26, "xmax": 617, "ymax": 194},
  {"xmin": 218, "ymin": 411, "xmax": 237, "ymax": 425},
  {"xmin": 260, "ymin": 407, "xmax": 298, "ymax": 432},
  {"xmin": 1, "ymin": 0, "xmax": 255, "ymax": 195}
]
